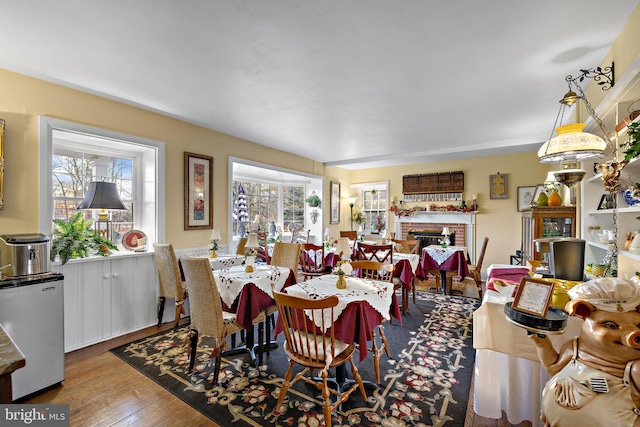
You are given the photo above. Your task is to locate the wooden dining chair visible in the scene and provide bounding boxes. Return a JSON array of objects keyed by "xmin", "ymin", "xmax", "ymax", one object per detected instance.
[
  {"xmin": 271, "ymin": 288, "xmax": 367, "ymax": 426},
  {"xmin": 153, "ymin": 243, "xmax": 189, "ymax": 331},
  {"xmin": 349, "ymin": 260, "xmax": 394, "ymax": 384},
  {"xmin": 181, "ymin": 257, "xmax": 265, "ymax": 380},
  {"xmin": 356, "ymin": 242, "xmax": 393, "ymax": 264},
  {"xmin": 291, "ymin": 228, "xmax": 310, "ymax": 244},
  {"xmin": 467, "ymin": 237, "xmax": 489, "ymax": 298},
  {"xmin": 255, "ymin": 231, "xmax": 270, "ymax": 264},
  {"xmin": 340, "ymin": 230, "xmax": 358, "ymax": 240},
  {"xmin": 391, "ymin": 239, "xmax": 420, "ymax": 304},
  {"xmin": 298, "ymin": 243, "xmax": 327, "ymax": 280}
]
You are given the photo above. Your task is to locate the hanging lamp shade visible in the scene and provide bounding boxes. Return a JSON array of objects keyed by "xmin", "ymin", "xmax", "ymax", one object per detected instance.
[{"xmin": 538, "ymin": 123, "xmax": 607, "ymax": 164}]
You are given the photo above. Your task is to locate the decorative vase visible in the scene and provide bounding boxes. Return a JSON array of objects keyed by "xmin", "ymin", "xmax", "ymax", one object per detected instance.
[
  {"xmin": 547, "ymin": 191, "xmax": 562, "ymax": 206},
  {"xmin": 630, "ymin": 232, "xmax": 640, "ymax": 254},
  {"xmin": 336, "ymin": 274, "xmax": 347, "ymax": 289},
  {"xmin": 269, "ymin": 221, "xmax": 277, "ymax": 237},
  {"xmin": 622, "ymin": 189, "xmax": 640, "ymax": 207},
  {"xmin": 209, "ymin": 249, "xmax": 217, "ymax": 258},
  {"xmin": 536, "ymin": 192, "xmax": 548, "ymax": 206},
  {"xmin": 245, "ymin": 255, "xmax": 256, "ymax": 272},
  {"xmin": 237, "ymin": 222, "xmax": 246, "ymax": 237}
]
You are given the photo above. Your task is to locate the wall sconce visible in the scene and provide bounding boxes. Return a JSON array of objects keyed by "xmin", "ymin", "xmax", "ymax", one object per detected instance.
[{"xmin": 538, "ymin": 64, "xmax": 614, "ymax": 187}]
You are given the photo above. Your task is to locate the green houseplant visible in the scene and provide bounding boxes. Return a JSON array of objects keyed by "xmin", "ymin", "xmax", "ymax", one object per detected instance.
[
  {"xmin": 621, "ymin": 121, "xmax": 640, "ymax": 161},
  {"xmin": 50, "ymin": 212, "xmax": 118, "ymax": 264},
  {"xmin": 305, "ymin": 191, "xmax": 322, "ymax": 207}
]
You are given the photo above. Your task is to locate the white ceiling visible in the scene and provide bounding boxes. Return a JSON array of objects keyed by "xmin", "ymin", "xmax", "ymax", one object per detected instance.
[{"xmin": 1, "ymin": 1, "xmax": 638, "ymax": 169}]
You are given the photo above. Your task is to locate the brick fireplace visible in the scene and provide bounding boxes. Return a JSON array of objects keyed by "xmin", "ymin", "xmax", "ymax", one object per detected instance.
[{"xmin": 394, "ymin": 211, "xmax": 477, "ymax": 261}]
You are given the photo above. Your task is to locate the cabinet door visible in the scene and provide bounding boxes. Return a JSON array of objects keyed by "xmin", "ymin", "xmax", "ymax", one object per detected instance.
[
  {"xmin": 55, "ymin": 262, "xmax": 83, "ymax": 352},
  {"xmin": 82, "ymin": 260, "xmax": 111, "ymax": 346}
]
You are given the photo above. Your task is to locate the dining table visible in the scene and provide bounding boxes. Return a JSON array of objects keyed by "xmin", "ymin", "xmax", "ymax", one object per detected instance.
[
  {"xmin": 212, "ymin": 264, "xmax": 296, "ymax": 364},
  {"xmin": 205, "ymin": 253, "xmax": 245, "ymax": 270},
  {"xmin": 418, "ymin": 245, "xmax": 469, "ymax": 294}
]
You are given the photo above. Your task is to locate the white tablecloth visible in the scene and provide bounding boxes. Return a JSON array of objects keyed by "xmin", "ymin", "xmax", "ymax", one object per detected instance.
[
  {"xmin": 284, "ymin": 275, "xmax": 394, "ymax": 330},
  {"xmin": 473, "ymin": 289, "xmax": 582, "ymax": 426},
  {"xmin": 203, "ymin": 253, "xmax": 245, "ymax": 270},
  {"xmin": 213, "ymin": 264, "xmax": 290, "ymax": 308},
  {"xmin": 394, "ymin": 252, "xmax": 420, "ymax": 273}
]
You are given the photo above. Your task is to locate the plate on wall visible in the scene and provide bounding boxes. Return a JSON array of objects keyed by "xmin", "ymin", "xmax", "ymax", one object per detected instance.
[{"xmin": 122, "ymin": 230, "xmax": 147, "ymax": 251}]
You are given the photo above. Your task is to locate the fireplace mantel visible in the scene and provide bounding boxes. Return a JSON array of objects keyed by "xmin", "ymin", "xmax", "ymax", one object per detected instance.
[{"xmin": 394, "ymin": 211, "xmax": 478, "ymax": 260}]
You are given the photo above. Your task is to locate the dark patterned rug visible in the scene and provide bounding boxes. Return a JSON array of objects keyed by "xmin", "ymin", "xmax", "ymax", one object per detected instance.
[{"xmin": 111, "ymin": 291, "xmax": 479, "ymax": 426}]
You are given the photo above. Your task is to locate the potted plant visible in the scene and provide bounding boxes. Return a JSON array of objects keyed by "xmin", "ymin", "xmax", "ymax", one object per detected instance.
[
  {"xmin": 621, "ymin": 121, "xmax": 640, "ymax": 161},
  {"xmin": 50, "ymin": 212, "xmax": 118, "ymax": 264},
  {"xmin": 305, "ymin": 191, "xmax": 322, "ymax": 207}
]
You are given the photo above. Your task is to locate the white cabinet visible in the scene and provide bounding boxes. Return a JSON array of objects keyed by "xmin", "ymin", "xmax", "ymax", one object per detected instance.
[
  {"xmin": 581, "ymin": 61, "xmax": 640, "ymax": 279},
  {"xmin": 53, "ymin": 252, "xmax": 158, "ymax": 352}
]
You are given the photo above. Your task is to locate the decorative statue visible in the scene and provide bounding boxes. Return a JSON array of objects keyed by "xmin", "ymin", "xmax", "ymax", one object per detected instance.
[{"xmin": 529, "ymin": 278, "xmax": 640, "ymax": 427}]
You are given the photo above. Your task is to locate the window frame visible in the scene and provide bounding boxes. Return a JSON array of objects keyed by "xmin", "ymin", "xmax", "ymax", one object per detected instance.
[{"xmin": 38, "ymin": 117, "xmax": 165, "ymax": 245}]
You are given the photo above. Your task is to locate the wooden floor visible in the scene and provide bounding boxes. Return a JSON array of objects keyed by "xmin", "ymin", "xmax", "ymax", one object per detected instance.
[{"xmin": 20, "ymin": 279, "xmax": 531, "ymax": 427}]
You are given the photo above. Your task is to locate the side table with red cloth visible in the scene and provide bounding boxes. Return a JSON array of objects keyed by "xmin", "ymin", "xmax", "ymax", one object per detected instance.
[
  {"xmin": 417, "ymin": 246, "xmax": 469, "ymax": 294},
  {"xmin": 485, "ymin": 264, "xmax": 531, "ymax": 292},
  {"xmin": 275, "ymin": 275, "xmax": 401, "ymax": 362}
]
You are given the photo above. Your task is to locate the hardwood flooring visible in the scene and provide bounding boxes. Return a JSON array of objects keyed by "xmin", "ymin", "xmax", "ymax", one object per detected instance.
[{"xmin": 19, "ymin": 279, "xmax": 531, "ymax": 427}]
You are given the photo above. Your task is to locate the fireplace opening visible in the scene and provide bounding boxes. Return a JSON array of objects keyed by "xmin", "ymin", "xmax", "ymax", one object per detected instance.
[{"xmin": 407, "ymin": 229, "xmax": 455, "ymax": 251}]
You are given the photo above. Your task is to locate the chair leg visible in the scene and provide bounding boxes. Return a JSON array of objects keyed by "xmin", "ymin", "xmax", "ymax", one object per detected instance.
[
  {"xmin": 265, "ymin": 315, "xmax": 272, "ymax": 355},
  {"xmin": 173, "ymin": 302, "xmax": 183, "ymax": 331},
  {"xmin": 188, "ymin": 329, "xmax": 199, "ymax": 372},
  {"xmin": 321, "ymin": 370, "xmax": 333, "ymax": 427},
  {"xmin": 348, "ymin": 359, "xmax": 368, "ymax": 401},
  {"xmin": 213, "ymin": 352, "xmax": 223, "ymax": 385},
  {"xmin": 157, "ymin": 296, "xmax": 166, "ymax": 326},
  {"xmin": 273, "ymin": 360, "xmax": 295, "ymax": 416},
  {"xmin": 378, "ymin": 325, "xmax": 391, "ymax": 358},
  {"xmin": 257, "ymin": 321, "xmax": 264, "ymax": 366}
]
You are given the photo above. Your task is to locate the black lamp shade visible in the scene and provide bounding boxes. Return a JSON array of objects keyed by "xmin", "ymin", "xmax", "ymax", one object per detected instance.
[{"xmin": 77, "ymin": 182, "xmax": 127, "ymax": 211}]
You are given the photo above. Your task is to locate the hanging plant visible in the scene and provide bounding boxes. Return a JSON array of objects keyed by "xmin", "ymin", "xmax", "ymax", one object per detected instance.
[
  {"xmin": 621, "ymin": 121, "xmax": 640, "ymax": 161},
  {"xmin": 305, "ymin": 191, "xmax": 321, "ymax": 207}
]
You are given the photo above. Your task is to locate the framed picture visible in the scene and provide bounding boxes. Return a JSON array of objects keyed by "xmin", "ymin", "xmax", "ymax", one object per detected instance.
[
  {"xmin": 184, "ymin": 152, "xmax": 213, "ymax": 230},
  {"xmin": 598, "ymin": 193, "xmax": 616, "ymax": 210},
  {"xmin": 330, "ymin": 181, "xmax": 340, "ymax": 224},
  {"xmin": 489, "ymin": 173, "xmax": 508, "ymax": 199},
  {"xmin": 517, "ymin": 186, "xmax": 537, "ymax": 211},
  {"xmin": 512, "ymin": 277, "xmax": 555, "ymax": 318}
]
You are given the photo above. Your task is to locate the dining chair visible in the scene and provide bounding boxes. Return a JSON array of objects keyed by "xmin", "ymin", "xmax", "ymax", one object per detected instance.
[
  {"xmin": 271, "ymin": 288, "xmax": 367, "ymax": 426},
  {"xmin": 391, "ymin": 239, "xmax": 420, "ymax": 304},
  {"xmin": 153, "ymin": 243, "xmax": 188, "ymax": 331},
  {"xmin": 291, "ymin": 228, "xmax": 310, "ymax": 244},
  {"xmin": 181, "ymin": 257, "xmax": 265, "ymax": 381},
  {"xmin": 349, "ymin": 260, "xmax": 394, "ymax": 384},
  {"xmin": 340, "ymin": 230, "xmax": 358, "ymax": 240},
  {"xmin": 264, "ymin": 241, "xmax": 301, "ymax": 352},
  {"xmin": 298, "ymin": 243, "xmax": 327, "ymax": 280},
  {"xmin": 467, "ymin": 237, "xmax": 489, "ymax": 298},
  {"xmin": 356, "ymin": 242, "xmax": 393, "ymax": 264}
]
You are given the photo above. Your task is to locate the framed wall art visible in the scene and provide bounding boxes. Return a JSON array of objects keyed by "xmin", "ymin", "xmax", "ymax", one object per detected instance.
[
  {"xmin": 184, "ymin": 152, "xmax": 213, "ymax": 230},
  {"xmin": 489, "ymin": 173, "xmax": 508, "ymax": 199},
  {"xmin": 330, "ymin": 181, "xmax": 340, "ymax": 224},
  {"xmin": 517, "ymin": 186, "xmax": 537, "ymax": 211}
]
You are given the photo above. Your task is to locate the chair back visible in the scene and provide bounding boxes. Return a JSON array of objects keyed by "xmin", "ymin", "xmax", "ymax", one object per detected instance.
[
  {"xmin": 473, "ymin": 237, "xmax": 489, "ymax": 280},
  {"xmin": 153, "ymin": 243, "xmax": 184, "ymax": 299},
  {"xmin": 271, "ymin": 242, "xmax": 301, "ymax": 273},
  {"xmin": 272, "ymin": 288, "xmax": 346, "ymax": 368},
  {"xmin": 391, "ymin": 239, "xmax": 420, "ymax": 254},
  {"xmin": 350, "ymin": 260, "xmax": 394, "ymax": 282},
  {"xmin": 356, "ymin": 242, "xmax": 393, "ymax": 263},
  {"xmin": 236, "ymin": 237, "xmax": 247, "ymax": 255},
  {"xmin": 180, "ymin": 257, "xmax": 225, "ymax": 339},
  {"xmin": 340, "ymin": 231, "xmax": 358, "ymax": 240},
  {"xmin": 299, "ymin": 243, "xmax": 326, "ymax": 277}
]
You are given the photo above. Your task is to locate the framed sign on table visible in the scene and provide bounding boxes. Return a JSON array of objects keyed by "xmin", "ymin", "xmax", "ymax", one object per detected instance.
[
  {"xmin": 184, "ymin": 152, "xmax": 213, "ymax": 230},
  {"xmin": 330, "ymin": 181, "xmax": 340, "ymax": 224},
  {"xmin": 517, "ymin": 186, "xmax": 537, "ymax": 211}
]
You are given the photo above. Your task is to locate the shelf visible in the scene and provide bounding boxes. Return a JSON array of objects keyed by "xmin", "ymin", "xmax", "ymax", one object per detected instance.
[
  {"xmin": 618, "ymin": 249, "xmax": 640, "ymax": 261},
  {"xmin": 587, "ymin": 173, "xmax": 603, "ymax": 183},
  {"xmin": 587, "ymin": 241, "xmax": 615, "ymax": 251}
]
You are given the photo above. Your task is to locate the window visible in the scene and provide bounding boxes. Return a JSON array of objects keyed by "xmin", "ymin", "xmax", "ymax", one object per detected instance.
[
  {"xmin": 230, "ymin": 158, "xmax": 323, "ymax": 242},
  {"xmin": 39, "ymin": 117, "xmax": 165, "ymax": 245},
  {"xmin": 351, "ymin": 181, "xmax": 389, "ymax": 235}
]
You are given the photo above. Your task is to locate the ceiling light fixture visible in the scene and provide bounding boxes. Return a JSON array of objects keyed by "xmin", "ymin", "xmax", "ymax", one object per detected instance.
[{"xmin": 538, "ymin": 63, "xmax": 615, "ymax": 187}]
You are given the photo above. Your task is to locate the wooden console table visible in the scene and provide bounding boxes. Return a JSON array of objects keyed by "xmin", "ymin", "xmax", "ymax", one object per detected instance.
[{"xmin": 0, "ymin": 323, "xmax": 25, "ymax": 403}]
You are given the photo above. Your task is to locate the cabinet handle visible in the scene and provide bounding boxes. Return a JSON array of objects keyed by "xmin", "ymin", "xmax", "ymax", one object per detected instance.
[
  {"xmin": 113, "ymin": 273, "xmax": 120, "ymax": 278},
  {"xmin": 103, "ymin": 274, "xmax": 110, "ymax": 280}
]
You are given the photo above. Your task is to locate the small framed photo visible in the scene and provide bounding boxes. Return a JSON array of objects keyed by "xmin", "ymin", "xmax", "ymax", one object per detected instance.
[
  {"xmin": 517, "ymin": 186, "xmax": 537, "ymax": 211},
  {"xmin": 597, "ymin": 193, "xmax": 616, "ymax": 210},
  {"xmin": 512, "ymin": 277, "xmax": 555, "ymax": 318}
]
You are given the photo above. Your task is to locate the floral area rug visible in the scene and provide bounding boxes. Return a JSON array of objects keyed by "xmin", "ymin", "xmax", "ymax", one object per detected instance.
[{"xmin": 110, "ymin": 291, "xmax": 480, "ymax": 426}]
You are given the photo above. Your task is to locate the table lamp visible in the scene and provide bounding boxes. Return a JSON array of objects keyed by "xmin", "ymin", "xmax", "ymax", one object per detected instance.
[
  {"xmin": 335, "ymin": 237, "xmax": 351, "ymax": 261},
  {"xmin": 441, "ymin": 227, "xmax": 451, "ymax": 248},
  {"xmin": 244, "ymin": 232, "xmax": 260, "ymax": 272},
  {"xmin": 382, "ymin": 229, "xmax": 392, "ymax": 245},
  {"xmin": 252, "ymin": 215, "xmax": 263, "ymax": 231},
  {"xmin": 77, "ymin": 180, "xmax": 127, "ymax": 252}
]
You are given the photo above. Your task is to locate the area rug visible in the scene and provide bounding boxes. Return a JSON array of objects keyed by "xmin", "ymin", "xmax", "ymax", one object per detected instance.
[{"xmin": 111, "ymin": 291, "xmax": 480, "ymax": 426}]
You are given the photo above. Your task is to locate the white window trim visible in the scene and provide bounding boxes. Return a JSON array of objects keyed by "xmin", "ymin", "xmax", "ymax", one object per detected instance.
[{"xmin": 38, "ymin": 116, "xmax": 166, "ymax": 244}]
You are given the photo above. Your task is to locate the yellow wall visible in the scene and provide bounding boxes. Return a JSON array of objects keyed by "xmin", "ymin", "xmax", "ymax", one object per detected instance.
[
  {"xmin": 330, "ymin": 152, "xmax": 551, "ymax": 268},
  {"xmin": 0, "ymin": 68, "xmax": 324, "ymax": 248}
]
